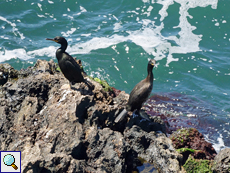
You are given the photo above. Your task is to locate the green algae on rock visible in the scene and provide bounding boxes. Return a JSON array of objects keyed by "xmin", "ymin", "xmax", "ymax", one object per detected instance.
[
  {"xmin": 183, "ymin": 156, "xmax": 213, "ymax": 173},
  {"xmin": 177, "ymin": 148, "xmax": 196, "ymax": 154},
  {"xmin": 90, "ymin": 77, "xmax": 113, "ymax": 92}
]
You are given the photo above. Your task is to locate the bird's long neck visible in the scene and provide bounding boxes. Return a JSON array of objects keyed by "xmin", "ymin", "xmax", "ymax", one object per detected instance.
[
  {"xmin": 56, "ymin": 42, "xmax": 68, "ymax": 61},
  {"xmin": 146, "ymin": 64, "xmax": 154, "ymax": 83}
]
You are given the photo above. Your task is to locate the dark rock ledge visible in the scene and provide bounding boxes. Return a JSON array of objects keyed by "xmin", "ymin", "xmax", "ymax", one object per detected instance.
[{"xmin": 0, "ymin": 60, "xmax": 226, "ymax": 173}]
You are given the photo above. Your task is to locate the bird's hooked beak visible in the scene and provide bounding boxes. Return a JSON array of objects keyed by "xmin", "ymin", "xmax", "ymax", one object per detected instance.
[
  {"xmin": 46, "ymin": 38, "xmax": 58, "ymax": 42},
  {"xmin": 151, "ymin": 60, "xmax": 156, "ymax": 66}
]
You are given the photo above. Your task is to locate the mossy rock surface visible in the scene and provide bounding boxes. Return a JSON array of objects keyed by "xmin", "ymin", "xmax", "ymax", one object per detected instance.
[
  {"xmin": 183, "ymin": 156, "xmax": 213, "ymax": 173},
  {"xmin": 170, "ymin": 128, "xmax": 216, "ymax": 161},
  {"xmin": 177, "ymin": 148, "xmax": 196, "ymax": 154},
  {"xmin": 90, "ymin": 77, "xmax": 112, "ymax": 92}
]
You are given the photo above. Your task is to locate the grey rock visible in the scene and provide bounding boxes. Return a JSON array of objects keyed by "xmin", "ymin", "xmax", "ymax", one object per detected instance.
[
  {"xmin": 212, "ymin": 148, "xmax": 230, "ymax": 173},
  {"xmin": 146, "ymin": 136, "xmax": 184, "ymax": 173},
  {"xmin": 124, "ymin": 125, "xmax": 184, "ymax": 173},
  {"xmin": 126, "ymin": 111, "xmax": 166, "ymax": 134},
  {"xmin": 85, "ymin": 127, "xmax": 127, "ymax": 173},
  {"xmin": 22, "ymin": 141, "xmax": 86, "ymax": 173}
]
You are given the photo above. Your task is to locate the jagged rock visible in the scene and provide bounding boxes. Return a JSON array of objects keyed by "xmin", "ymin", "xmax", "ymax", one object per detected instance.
[
  {"xmin": 0, "ymin": 63, "xmax": 19, "ymax": 85},
  {"xmin": 0, "ymin": 60, "xmax": 184, "ymax": 172},
  {"xmin": 0, "ymin": 64, "xmax": 9, "ymax": 85},
  {"xmin": 124, "ymin": 125, "xmax": 184, "ymax": 173},
  {"xmin": 34, "ymin": 59, "xmax": 58, "ymax": 74},
  {"xmin": 22, "ymin": 141, "xmax": 86, "ymax": 173},
  {"xmin": 84, "ymin": 127, "xmax": 127, "ymax": 173},
  {"xmin": 126, "ymin": 112, "xmax": 166, "ymax": 134},
  {"xmin": 113, "ymin": 91, "xmax": 129, "ymax": 106},
  {"xmin": 170, "ymin": 128, "xmax": 217, "ymax": 164},
  {"xmin": 212, "ymin": 148, "xmax": 230, "ymax": 173}
]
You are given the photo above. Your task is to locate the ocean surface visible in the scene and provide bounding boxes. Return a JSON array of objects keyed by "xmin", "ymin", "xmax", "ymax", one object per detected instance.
[{"xmin": 1, "ymin": 0, "xmax": 229, "ymax": 157}]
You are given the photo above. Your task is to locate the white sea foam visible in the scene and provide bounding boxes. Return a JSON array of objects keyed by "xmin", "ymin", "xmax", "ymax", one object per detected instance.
[
  {"xmin": 27, "ymin": 46, "xmax": 57, "ymax": 58},
  {"xmin": 113, "ymin": 15, "xmax": 119, "ymax": 21},
  {"xmin": 212, "ymin": 133, "xmax": 226, "ymax": 152},
  {"xmin": 0, "ymin": 48, "xmax": 31, "ymax": 61},
  {"xmin": 75, "ymin": 6, "xmax": 87, "ymax": 15},
  {"xmin": 0, "ymin": 0, "xmax": 218, "ymax": 66},
  {"xmin": 61, "ymin": 28, "xmax": 77, "ymax": 37},
  {"xmin": 37, "ymin": 3, "xmax": 42, "ymax": 11},
  {"xmin": 113, "ymin": 22, "xmax": 122, "ymax": 32},
  {"xmin": 80, "ymin": 33, "xmax": 91, "ymax": 37},
  {"xmin": 0, "ymin": 16, "xmax": 25, "ymax": 40},
  {"xmin": 71, "ymin": 0, "xmax": 216, "ymax": 66},
  {"xmin": 48, "ymin": 0, "xmax": 54, "ymax": 4},
  {"xmin": 150, "ymin": 0, "xmax": 217, "ymax": 65}
]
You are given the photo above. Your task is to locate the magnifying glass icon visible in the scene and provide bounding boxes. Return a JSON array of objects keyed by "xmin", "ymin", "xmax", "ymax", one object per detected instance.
[{"xmin": 3, "ymin": 154, "xmax": 18, "ymax": 170}]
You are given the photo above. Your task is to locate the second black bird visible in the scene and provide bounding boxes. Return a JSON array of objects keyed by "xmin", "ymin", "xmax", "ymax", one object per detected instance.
[{"xmin": 115, "ymin": 59, "xmax": 156, "ymax": 123}]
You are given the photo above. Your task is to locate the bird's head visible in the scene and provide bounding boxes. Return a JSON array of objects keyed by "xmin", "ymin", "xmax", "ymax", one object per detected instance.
[
  {"xmin": 46, "ymin": 36, "xmax": 67, "ymax": 45},
  {"xmin": 148, "ymin": 59, "xmax": 156, "ymax": 67}
]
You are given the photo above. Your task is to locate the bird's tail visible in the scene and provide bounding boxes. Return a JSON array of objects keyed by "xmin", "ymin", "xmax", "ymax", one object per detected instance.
[{"xmin": 115, "ymin": 109, "xmax": 128, "ymax": 123}]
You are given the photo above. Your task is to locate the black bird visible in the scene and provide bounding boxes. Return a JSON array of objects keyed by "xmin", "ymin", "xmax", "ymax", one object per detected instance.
[
  {"xmin": 115, "ymin": 59, "xmax": 156, "ymax": 123},
  {"xmin": 46, "ymin": 36, "xmax": 84, "ymax": 86}
]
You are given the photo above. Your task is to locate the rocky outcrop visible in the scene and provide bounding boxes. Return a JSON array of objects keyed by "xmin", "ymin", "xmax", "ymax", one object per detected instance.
[
  {"xmin": 169, "ymin": 128, "xmax": 218, "ymax": 173},
  {"xmin": 124, "ymin": 125, "xmax": 183, "ymax": 172},
  {"xmin": 212, "ymin": 148, "xmax": 230, "ymax": 173},
  {"xmin": 170, "ymin": 128, "xmax": 217, "ymax": 164},
  {"xmin": 0, "ymin": 60, "xmax": 184, "ymax": 173}
]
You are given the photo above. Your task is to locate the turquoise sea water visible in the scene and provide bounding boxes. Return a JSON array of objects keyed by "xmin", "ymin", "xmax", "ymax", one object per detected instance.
[{"xmin": 1, "ymin": 0, "xmax": 229, "ymax": 152}]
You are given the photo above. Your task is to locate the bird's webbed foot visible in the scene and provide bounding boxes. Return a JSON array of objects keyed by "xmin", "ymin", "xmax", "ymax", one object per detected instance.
[{"xmin": 135, "ymin": 109, "xmax": 151, "ymax": 121}]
